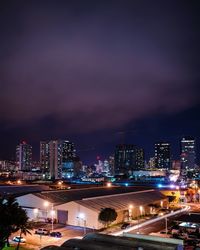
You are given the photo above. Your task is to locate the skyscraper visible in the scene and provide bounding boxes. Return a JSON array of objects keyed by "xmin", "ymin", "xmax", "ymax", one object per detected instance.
[
  {"xmin": 40, "ymin": 141, "xmax": 50, "ymax": 174},
  {"xmin": 16, "ymin": 141, "xmax": 32, "ymax": 171},
  {"xmin": 154, "ymin": 142, "xmax": 171, "ymax": 169},
  {"xmin": 114, "ymin": 144, "xmax": 144, "ymax": 176},
  {"xmin": 40, "ymin": 140, "xmax": 76, "ymax": 179},
  {"xmin": 180, "ymin": 137, "xmax": 196, "ymax": 175}
]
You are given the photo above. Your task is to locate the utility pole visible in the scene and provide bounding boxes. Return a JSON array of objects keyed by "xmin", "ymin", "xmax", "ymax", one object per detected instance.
[{"xmin": 165, "ymin": 217, "xmax": 168, "ymax": 234}]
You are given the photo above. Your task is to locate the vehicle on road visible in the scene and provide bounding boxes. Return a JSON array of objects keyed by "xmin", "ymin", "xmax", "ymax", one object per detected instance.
[
  {"xmin": 13, "ymin": 236, "xmax": 26, "ymax": 243},
  {"xmin": 50, "ymin": 231, "xmax": 62, "ymax": 238},
  {"xmin": 121, "ymin": 223, "xmax": 131, "ymax": 229},
  {"xmin": 35, "ymin": 228, "xmax": 50, "ymax": 235}
]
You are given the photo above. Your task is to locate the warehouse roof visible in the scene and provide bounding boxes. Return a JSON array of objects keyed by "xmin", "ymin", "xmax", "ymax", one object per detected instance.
[
  {"xmin": 74, "ymin": 190, "xmax": 166, "ymax": 211},
  {"xmin": 0, "ymin": 185, "xmax": 50, "ymax": 196},
  {"xmin": 175, "ymin": 213, "xmax": 200, "ymax": 224},
  {"xmin": 33, "ymin": 186, "xmax": 152, "ymax": 205}
]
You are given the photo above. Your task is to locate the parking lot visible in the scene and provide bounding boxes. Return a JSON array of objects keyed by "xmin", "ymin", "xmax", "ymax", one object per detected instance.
[{"xmin": 11, "ymin": 224, "xmax": 93, "ymax": 250}]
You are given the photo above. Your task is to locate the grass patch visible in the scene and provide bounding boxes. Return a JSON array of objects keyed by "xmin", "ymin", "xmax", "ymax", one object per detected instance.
[{"xmin": 3, "ymin": 246, "xmax": 34, "ymax": 250}]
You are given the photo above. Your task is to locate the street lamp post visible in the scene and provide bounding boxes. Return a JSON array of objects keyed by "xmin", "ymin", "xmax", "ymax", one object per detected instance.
[
  {"xmin": 77, "ymin": 213, "xmax": 86, "ymax": 235},
  {"xmin": 50, "ymin": 204, "xmax": 55, "ymax": 231},
  {"xmin": 128, "ymin": 205, "xmax": 133, "ymax": 221},
  {"xmin": 44, "ymin": 201, "xmax": 55, "ymax": 231},
  {"xmin": 165, "ymin": 217, "xmax": 168, "ymax": 234},
  {"xmin": 44, "ymin": 201, "xmax": 49, "ymax": 221},
  {"xmin": 137, "ymin": 206, "xmax": 143, "ymax": 234}
]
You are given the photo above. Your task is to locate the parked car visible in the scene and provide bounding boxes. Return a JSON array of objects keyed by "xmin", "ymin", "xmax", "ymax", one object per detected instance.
[
  {"xmin": 35, "ymin": 228, "xmax": 50, "ymax": 235},
  {"xmin": 50, "ymin": 231, "xmax": 62, "ymax": 238},
  {"xmin": 13, "ymin": 236, "xmax": 26, "ymax": 243},
  {"xmin": 121, "ymin": 223, "xmax": 131, "ymax": 229}
]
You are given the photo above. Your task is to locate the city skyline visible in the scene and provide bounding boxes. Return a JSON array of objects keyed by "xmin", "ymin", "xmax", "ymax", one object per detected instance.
[{"xmin": 0, "ymin": 1, "xmax": 200, "ymax": 164}]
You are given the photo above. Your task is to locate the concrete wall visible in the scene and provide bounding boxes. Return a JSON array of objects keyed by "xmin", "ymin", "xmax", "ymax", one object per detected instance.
[
  {"xmin": 56, "ymin": 201, "xmax": 103, "ymax": 229},
  {"xmin": 16, "ymin": 194, "xmax": 57, "ymax": 221}
]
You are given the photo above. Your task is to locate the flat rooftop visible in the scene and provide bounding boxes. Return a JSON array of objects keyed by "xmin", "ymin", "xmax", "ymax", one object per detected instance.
[
  {"xmin": 0, "ymin": 185, "xmax": 50, "ymax": 196},
  {"xmin": 175, "ymin": 213, "xmax": 200, "ymax": 224},
  {"xmin": 33, "ymin": 186, "xmax": 153, "ymax": 204}
]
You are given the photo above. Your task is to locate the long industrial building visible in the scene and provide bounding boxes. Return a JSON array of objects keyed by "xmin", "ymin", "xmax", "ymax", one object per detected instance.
[{"xmin": 16, "ymin": 186, "xmax": 168, "ymax": 229}]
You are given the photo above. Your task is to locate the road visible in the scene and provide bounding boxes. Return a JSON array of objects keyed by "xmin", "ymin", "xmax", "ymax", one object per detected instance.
[
  {"xmin": 11, "ymin": 225, "xmax": 93, "ymax": 250},
  {"xmin": 129, "ymin": 212, "xmax": 185, "ymax": 235}
]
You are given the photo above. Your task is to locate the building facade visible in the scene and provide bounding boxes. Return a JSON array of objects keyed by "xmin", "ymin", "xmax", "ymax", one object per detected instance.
[
  {"xmin": 180, "ymin": 137, "xmax": 196, "ymax": 176},
  {"xmin": 114, "ymin": 144, "xmax": 144, "ymax": 176},
  {"xmin": 40, "ymin": 140, "xmax": 76, "ymax": 179},
  {"xmin": 16, "ymin": 141, "xmax": 32, "ymax": 171},
  {"xmin": 154, "ymin": 142, "xmax": 171, "ymax": 170}
]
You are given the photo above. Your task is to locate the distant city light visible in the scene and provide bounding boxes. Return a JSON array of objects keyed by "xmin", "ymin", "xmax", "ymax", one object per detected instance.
[
  {"xmin": 157, "ymin": 184, "xmax": 162, "ymax": 188},
  {"xmin": 17, "ymin": 180, "xmax": 21, "ymax": 184},
  {"xmin": 125, "ymin": 183, "xmax": 128, "ymax": 187},
  {"xmin": 107, "ymin": 182, "xmax": 112, "ymax": 187}
]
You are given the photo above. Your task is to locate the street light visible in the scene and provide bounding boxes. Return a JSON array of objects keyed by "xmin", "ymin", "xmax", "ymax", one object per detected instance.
[
  {"xmin": 107, "ymin": 182, "xmax": 112, "ymax": 187},
  {"xmin": 44, "ymin": 201, "xmax": 49, "ymax": 221},
  {"xmin": 139, "ymin": 206, "xmax": 143, "ymax": 215},
  {"xmin": 43, "ymin": 201, "xmax": 55, "ymax": 231},
  {"xmin": 128, "ymin": 205, "xmax": 133, "ymax": 221},
  {"xmin": 50, "ymin": 207, "xmax": 55, "ymax": 231},
  {"xmin": 137, "ymin": 206, "xmax": 143, "ymax": 234},
  {"xmin": 17, "ymin": 180, "xmax": 21, "ymax": 185},
  {"xmin": 58, "ymin": 181, "xmax": 63, "ymax": 189},
  {"xmin": 77, "ymin": 213, "xmax": 86, "ymax": 234},
  {"xmin": 165, "ymin": 217, "xmax": 168, "ymax": 234}
]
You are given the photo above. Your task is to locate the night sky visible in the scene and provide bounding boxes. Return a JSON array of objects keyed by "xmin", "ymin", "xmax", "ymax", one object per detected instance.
[{"xmin": 0, "ymin": 0, "xmax": 200, "ymax": 164}]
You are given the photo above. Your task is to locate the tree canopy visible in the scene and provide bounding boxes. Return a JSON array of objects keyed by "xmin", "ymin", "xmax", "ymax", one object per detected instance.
[
  {"xmin": 98, "ymin": 207, "xmax": 117, "ymax": 228},
  {"xmin": 0, "ymin": 196, "xmax": 30, "ymax": 250}
]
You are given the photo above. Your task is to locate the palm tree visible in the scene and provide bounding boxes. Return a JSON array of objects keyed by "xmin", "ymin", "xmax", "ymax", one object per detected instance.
[
  {"xmin": 16, "ymin": 221, "xmax": 32, "ymax": 250},
  {"xmin": 0, "ymin": 196, "xmax": 31, "ymax": 250}
]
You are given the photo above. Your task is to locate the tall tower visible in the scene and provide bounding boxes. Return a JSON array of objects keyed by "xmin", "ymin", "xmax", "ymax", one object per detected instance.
[
  {"xmin": 180, "ymin": 137, "xmax": 196, "ymax": 176},
  {"xmin": 154, "ymin": 142, "xmax": 171, "ymax": 169},
  {"xmin": 114, "ymin": 144, "xmax": 144, "ymax": 176},
  {"xmin": 40, "ymin": 140, "xmax": 76, "ymax": 179},
  {"xmin": 40, "ymin": 141, "xmax": 50, "ymax": 175},
  {"xmin": 16, "ymin": 141, "xmax": 32, "ymax": 171}
]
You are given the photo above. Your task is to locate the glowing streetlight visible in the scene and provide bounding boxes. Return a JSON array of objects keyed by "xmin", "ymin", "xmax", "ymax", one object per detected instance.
[
  {"xmin": 44, "ymin": 201, "xmax": 49, "ymax": 221},
  {"xmin": 107, "ymin": 182, "xmax": 112, "ymax": 187},
  {"xmin": 17, "ymin": 180, "xmax": 21, "ymax": 185},
  {"xmin": 58, "ymin": 181, "xmax": 63, "ymax": 189},
  {"xmin": 137, "ymin": 206, "xmax": 143, "ymax": 234},
  {"xmin": 44, "ymin": 201, "xmax": 49, "ymax": 207},
  {"xmin": 139, "ymin": 206, "xmax": 143, "ymax": 215},
  {"xmin": 77, "ymin": 213, "xmax": 86, "ymax": 234},
  {"xmin": 128, "ymin": 205, "xmax": 133, "ymax": 221},
  {"xmin": 50, "ymin": 207, "xmax": 55, "ymax": 231}
]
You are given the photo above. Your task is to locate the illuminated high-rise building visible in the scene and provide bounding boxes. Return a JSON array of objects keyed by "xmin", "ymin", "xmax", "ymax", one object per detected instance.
[
  {"xmin": 180, "ymin": 137, "xmax": 196, "ymax": 175},
  {"xmin": 40, "ymin": 141, "xmax": 50, "ymax": 174},
  {"xmin": 40, "ymin": 140, "xmax": 76, "ymax": 179},
  {"xmin": 114, "ymin": 144, "xmax": 144, "ymax": 176},
  {"xmin": 154, "ymin": 142, "xmax": 171, "ymax": 169},
  {"xmin": 16, "ymin": 141, "xmax": 32, "ymax": 171}
]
